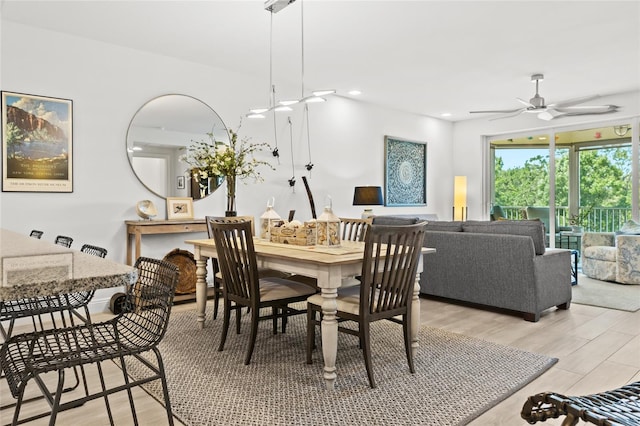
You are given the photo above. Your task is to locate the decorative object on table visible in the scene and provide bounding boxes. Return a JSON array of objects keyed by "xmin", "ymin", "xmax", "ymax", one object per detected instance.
[
  {"xmin": 353, "ymin": 186, "xmax": 384, "ymax": 218},
  {"xmin": 166, "ymin": 197, "xmax": 194, "ymax": 220},
  {"xmin": 384, "ymin": 136, "xmax": 427, "ymax": 206},
  {"xmin": 316, "ymin": 197, "xmax": 341, "ymax": 247},
  {"xmin": 162, "ymin": 248, "xmax": 197, "ymax": 294},
  {"xmin": 568, "ymin": 205, "xmax": 593, "ymax": 233},
  {"xmin": 181, "ymin": 123, "xmax": 273, "ymax": 217},
  {"xmin": 301, "ymin": 176, "xmax": 317, "ymax": 219},
  {"xmin": 259, "ymin": 197, "xmax": 282, "ymax": 241},
  {"xmin": 269, "ymin": 220, "xmax": 315, "ymax": 246},
  {"xmin": 453, "ymin": 176, "xmax": 467, "ymax": 221},
  {"xmin": 2, "ymin": 91, "xmax": 73, "ymax": 193},
  {"xmin": 135, "ymin": 199, "xmax": 158, "ymax": 220}
]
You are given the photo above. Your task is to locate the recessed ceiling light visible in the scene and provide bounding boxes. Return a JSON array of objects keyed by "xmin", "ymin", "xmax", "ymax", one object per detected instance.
[
  {"xmin": 440, "ymin": 113, "xmax": 452, "ymax": 117},
  {"xmin": 348, "ymin": 90, "xmax": 362, "ymax": 96}
]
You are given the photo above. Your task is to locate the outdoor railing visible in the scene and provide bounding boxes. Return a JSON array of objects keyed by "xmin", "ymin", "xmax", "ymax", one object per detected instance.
[{"xmin": 497, "ymin": 206, "xmax": 632, "ymax": 233}]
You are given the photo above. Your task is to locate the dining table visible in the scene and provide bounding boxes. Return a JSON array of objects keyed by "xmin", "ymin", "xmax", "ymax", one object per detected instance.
[
  {"xmin": 186, "ymin": 237, "xmax": 435, "ymax": 390},
  {"xmin": 0, "ymin": 228, "xmax": 137, "ymax": 302}
]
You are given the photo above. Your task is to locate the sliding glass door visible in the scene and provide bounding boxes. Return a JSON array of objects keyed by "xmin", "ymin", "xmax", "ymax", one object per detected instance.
[{"xmin": 487, "ymin": 120, "xmax": 638, "ymax": 247}]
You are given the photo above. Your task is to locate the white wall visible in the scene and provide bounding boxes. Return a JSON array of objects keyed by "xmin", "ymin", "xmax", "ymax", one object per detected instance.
[
  {"xmin": 0, "ymin": 22, "xmax": 453, "ymax": 311},
  {"xmin": 453, "ymin": 91, "xmax": 640, "ymax": 220}
]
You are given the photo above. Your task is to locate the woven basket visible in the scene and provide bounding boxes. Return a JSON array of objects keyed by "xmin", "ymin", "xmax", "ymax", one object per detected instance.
[{"xmin": 162, "ymin": 248, "xmax": 197, "ymax": 294}]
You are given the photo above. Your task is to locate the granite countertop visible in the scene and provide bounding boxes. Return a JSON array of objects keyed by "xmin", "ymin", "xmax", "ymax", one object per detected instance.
[{"xmin": 1, "ymin": 229, "xmax": 137, "ymax": 300}]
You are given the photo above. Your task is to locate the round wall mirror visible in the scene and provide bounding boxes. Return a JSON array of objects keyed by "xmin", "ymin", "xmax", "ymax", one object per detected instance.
[{"xmin": 126, "ymin": 94, "xmax": 229, "ymax": 199}]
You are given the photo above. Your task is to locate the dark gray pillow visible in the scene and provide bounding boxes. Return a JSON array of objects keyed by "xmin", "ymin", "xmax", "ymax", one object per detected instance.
[
  {"xmin": 372, "ymin": 216, "xmax": 419, "ymax": 225},
  {"xmin": 462, "ymin": 220, "xmax": 546, "ymax": 255},
  {"xmin": 425, "ymin": 221, "xmax": 463, "ymax": 232}
]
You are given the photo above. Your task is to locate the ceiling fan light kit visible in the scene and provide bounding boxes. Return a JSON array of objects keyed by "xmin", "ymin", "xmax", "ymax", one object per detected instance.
[{"xmin": 470, "ymin": 73, "xmax": 619, "ymax": 121}]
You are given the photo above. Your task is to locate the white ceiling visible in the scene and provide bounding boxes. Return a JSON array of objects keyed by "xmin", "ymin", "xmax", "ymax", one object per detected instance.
[{"xmin": 2, "ymin": 0, "xmax": 639, "ymax": 122}]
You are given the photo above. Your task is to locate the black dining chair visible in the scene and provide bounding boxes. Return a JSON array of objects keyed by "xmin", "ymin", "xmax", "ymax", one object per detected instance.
[
  {"xmin": 208, "ymin": 218, "xmax": 317, "ymax": 365},
  {"xmin": 0, "ymin": 257, "xmax": 179, "ymax": 425},
  {"xmin": 306, "ymin": 221, "xmax": 427, "ymax": 388}
]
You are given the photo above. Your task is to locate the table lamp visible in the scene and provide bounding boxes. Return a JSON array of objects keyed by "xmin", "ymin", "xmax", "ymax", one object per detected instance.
[{"xmin": 353, "ymin": 186, "xmax": 384, "ymax": 219}]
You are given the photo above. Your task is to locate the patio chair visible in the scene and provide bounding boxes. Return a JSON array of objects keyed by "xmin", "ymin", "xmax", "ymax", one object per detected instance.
[
  {"xmin": 306, "ymin": 221, "xmax": 427, "ymax": 388},
  {"xmin": 521, "ymin": 381, "xmax": 640, "ymax": 426},
  {"xmin": 208, "ymin": 219, "xmax": 316, "ymax": 365},
  {"xmin": 0, "ymin": 257, "xmax": 179, "ymax": 425}
]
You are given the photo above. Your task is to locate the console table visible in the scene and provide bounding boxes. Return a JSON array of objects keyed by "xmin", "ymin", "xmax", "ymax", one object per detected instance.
[{"xmin": 125, "ymin": 219, "xmax": 208, "ymax": 265}]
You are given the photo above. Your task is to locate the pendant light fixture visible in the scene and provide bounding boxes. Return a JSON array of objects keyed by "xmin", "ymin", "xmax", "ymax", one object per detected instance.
[{"xmin": 247, "ymin": 0, "xmax": 335, "ymax": 117}]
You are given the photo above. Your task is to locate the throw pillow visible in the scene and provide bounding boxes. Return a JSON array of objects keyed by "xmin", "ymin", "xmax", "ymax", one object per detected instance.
[{"xmin": 616, "ymin": 219, "xmax": 640, "ymax": 235}]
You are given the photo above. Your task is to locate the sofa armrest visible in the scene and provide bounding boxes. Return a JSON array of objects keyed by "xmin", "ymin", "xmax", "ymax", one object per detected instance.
[
  {"xmin": 582, "ymin": 232, "xmax": 615, "ymax": 250},
  {"xmin": 615, "ymin": 235, "xmax": 640, "ymax": 284}
]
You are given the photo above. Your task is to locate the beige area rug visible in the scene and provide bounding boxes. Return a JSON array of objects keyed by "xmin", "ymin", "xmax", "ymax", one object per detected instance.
[
  {"xmin": 572, "ymin": 273, "xmax": 640, "ymax": 312},
  {"xmin": 127, "ymin": 308, "xmax": 557, "ymax": 426}
]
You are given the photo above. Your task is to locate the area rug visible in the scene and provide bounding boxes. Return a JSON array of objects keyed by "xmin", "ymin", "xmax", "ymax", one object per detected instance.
[
  {"xmin": 572, "ymin": 273, "xmax": 640, "ymax": 312},
  {"xmin": 127, "ymin": 309, "xmax": 557, "ymax": 426}
]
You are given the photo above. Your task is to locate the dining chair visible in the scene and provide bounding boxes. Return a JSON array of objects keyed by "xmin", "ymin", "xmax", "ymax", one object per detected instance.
[
  {"xmin": 208, "ymin": 218, "xmax": 317, "ymax": 365},
  {"xmin": 340, "ymin": 217, "xmax": 372, "ymax": 242},
  {"xmin": 29, "ymin": 230, "xmax": 44, "ymax": 239},
  {"xmin": 54, "ymin": 235, "xmax": 73, "ymax": 248},
  {"xmin": 306, "ymin": 221, "xmax": 427, "ymax": 388},
  {"xmin": 205, "ymin": 215, "xmax": 290, "ymax": 321},
  {"xmin": 0, "ymin": 257, "xmax": 179, "ymax": 426}
]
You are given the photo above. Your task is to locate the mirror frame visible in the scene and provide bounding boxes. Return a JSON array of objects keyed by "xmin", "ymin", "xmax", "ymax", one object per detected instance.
[{"xmin": 126, "ymin": 94, "xmax": 229, "ymax": 199}]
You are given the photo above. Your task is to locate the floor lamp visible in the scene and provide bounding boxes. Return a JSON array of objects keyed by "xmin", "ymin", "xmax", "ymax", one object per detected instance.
[{"xmin": 453, "ymin": 176, "xmax": 467, "ymax": 221}]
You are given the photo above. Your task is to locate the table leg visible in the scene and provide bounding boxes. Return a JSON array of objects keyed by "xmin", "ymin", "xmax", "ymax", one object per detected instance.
[
  {"xmin": 410, "ymin": 272, "xmax": 421, "ymax": 357},
  {"xmin": 126, "ymin": 232, "xmax": 133, "ymax": 266},
  {"xmin": 320, "ymin": 287, "xmax": 338, "ymax": 390},
  {"xmin": 134, "ymin": 232, "xmax": 142, "ymax": 264},
  {"xmin": 195, "ymin": 258, "xmax": 208, "ymax": 329}
]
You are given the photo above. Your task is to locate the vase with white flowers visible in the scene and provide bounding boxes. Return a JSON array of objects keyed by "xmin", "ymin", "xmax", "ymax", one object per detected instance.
[{"xmin": 181, "ymin": 125, "xmax": 273, "ymax": 216}]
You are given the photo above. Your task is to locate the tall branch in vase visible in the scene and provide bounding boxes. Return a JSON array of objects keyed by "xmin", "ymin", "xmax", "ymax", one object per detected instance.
[{"xmin": 181, "ymin": 124, "xmax": 274, "ymax": 216}]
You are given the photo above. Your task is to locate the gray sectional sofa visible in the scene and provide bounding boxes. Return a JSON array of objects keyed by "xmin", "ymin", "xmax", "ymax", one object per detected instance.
[{"xmin": 374, "ymin": 216, "xmax": 572, "ymax": 321}]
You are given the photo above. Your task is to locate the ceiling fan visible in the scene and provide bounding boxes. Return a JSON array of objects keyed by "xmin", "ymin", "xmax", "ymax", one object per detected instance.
[{"xmin": 470, "ymin": 74, "xmax": 619, "ymax": 121}]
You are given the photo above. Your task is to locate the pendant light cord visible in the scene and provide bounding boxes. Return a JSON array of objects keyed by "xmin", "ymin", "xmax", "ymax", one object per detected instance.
[
  {"xmin": 288, "ymin": 116, "xmax": 296, "ymax": 189},
  {"xmin": 269, "ymin": 12, "xmax": 280, "ymax": 163}
]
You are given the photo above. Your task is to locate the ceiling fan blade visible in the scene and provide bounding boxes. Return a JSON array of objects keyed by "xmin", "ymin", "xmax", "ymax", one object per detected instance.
[
  {"xmin": 488, "ymin": 109, "xmax": 527, "ymax": 121},
  {"xmin": 548, "ymin": 94, "xmax": 601, "ymax": 109},
  {"xmin": 538, "ymin": 110, "xmax": 564, "ymax": 121},
  {"xmin": 516, "ymin": 97, "xmax": 535, "ymax": 108},
  {"xmin": 470, "ymin": 108, "xmax": 523, "ymax": 114},
  {"xmin": 554, "ymin": 105, "xmax": 618, "ymax": 114}
]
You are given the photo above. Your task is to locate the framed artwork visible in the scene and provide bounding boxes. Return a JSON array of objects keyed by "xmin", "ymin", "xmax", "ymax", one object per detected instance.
[
  {"xmin": 384, "ymin": 136, "xmax": 427, "ymax": 206},
  {"xmin": 2, "ymin": 91, "xmax": 73, "ymax": 192},
  {"xmin": 166, "ymin": 197, "xmax": 194, "ymax": 220},
  {"xmin": 177, "ymin": 176, "xmax": 185, "ymax": 189}
]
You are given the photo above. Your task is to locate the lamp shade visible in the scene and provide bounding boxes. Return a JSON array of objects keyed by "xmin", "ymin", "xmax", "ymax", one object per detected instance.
[{"xmin": 353, "ymin": 186, "xmax": 384, "ymax": 206}]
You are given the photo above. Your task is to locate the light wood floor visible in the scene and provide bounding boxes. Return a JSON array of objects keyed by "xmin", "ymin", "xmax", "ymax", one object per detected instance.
[{"xmin": 2, "ymin": 288, "xmax": 639, "ymax": 425}]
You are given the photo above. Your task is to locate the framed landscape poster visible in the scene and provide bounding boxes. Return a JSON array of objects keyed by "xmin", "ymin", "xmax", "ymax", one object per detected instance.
[
  {"xmin": 2, "ymin": 91, "xmax": 73, "ymax": 192},
  {"xmin": 384, "ymin": 136, "xmax": 427, "ymax": 206}
]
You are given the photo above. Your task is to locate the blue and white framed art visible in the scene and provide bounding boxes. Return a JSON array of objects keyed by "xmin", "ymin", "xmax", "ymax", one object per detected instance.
[{"xmin": 384, "ymin": 136, "xmax": 427, "ymax": 206}]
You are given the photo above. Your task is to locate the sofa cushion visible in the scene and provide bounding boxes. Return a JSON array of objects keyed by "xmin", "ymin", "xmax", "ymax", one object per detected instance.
[
  {"xmin": 461, "ymin": 220, "xmax": 546, "ymax": 255},
  {"xmin": 616, "ymin": 219, "xmax": 640, "ymax": 235},
  {"xmin": 583, "ymin": 246, "xmax": 617, "ymax": 262},
  {"xmin": 425, "ymin": 221, "xmax": 463, "ymax": 232},
  {"xmin": 371, "ymin": 216, "xmax": 419, "ymax": 225}
]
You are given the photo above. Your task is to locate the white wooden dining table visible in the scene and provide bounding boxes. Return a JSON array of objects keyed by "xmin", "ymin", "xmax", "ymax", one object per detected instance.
[{"xmin": 185, "ymin": 237, "xmax": 435, "ymax": 390}]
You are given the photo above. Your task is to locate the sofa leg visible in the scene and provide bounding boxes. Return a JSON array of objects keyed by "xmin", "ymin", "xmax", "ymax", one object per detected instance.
[
  {"xmin": 557, "ymin": 302, "xmax": 571, "ymax": 310},
  {"xmin": 523, "ymin": 312, "xmax": 539, "ymax": 322}
]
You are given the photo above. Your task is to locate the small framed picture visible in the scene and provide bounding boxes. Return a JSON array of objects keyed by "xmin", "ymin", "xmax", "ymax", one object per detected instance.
[
  {"xmin": 166, "ymin": 197, "xmax": 194, "ymax": 220},
  {"xmin": 177, "ymin": 176, "xmax": 185, "ymax": 189}
]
